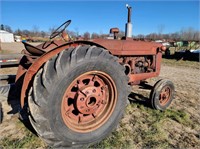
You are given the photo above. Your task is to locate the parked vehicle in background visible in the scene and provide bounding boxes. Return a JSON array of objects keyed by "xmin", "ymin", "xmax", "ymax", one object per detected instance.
[{"xmin": 14, "ymin": 35, "xmax": 21, "ymax": 42}]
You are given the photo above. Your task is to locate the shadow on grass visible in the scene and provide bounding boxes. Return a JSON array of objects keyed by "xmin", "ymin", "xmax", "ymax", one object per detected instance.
[
  {"xmin": 2, "ymin": 74, "xmax": 38, "ymax": 136},
  {"xmin": 128, "ymin": 92, "xmax": 152, "ymax": 109},
  {"xmin": 128, "ymin": 83, "xmax": 153, "ymax": 109}
]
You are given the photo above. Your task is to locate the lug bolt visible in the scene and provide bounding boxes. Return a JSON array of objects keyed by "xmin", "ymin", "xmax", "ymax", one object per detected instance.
[
  {"xmin": 92, "ymin": 89, "xmax": 96, "ymax": 93},
  {"xmin": 80, "ymin": 97, "xmax": 84, "ymax": 101},
  {"xmin": 86, "ymin": 109, "xmax": 90, "ymax": 112},
  {"xmin": 85, "ymin": 91, "xmax": 89, "ymax": 94}
]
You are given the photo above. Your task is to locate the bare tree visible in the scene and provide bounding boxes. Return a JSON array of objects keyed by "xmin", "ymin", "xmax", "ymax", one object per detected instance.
[
  {"xmin": 100, "ymin": 34, "xmax": 109, "ymax": 39},
  {"xmin": 14, "ymin": 29, "xmax": 22, "ymax": 36},
  {"xmin": 193, "ymin": 31, "xmax": 200, "ymax": 41},
  {"xmin": 4, "ymin": 25, "xmax": 13, "ymax": 33},
  {"xmin": 91, "ymin": 33, "xmax": 99, "ymax": 39},
  {"xmin": 0, "ymin": 24, "xmax": 13, "ymax": 33},
  {"xmin": 67, "ymin": 30, "xmax": 77, "ymax": 39},
  {"xmin": 41, "ymin": 31, "xmax": 46, "ymax": 38},
  {"xmin": 22, "ymin": 30, "xmax": 31, "ymax": 36},
  {"xmin": 136, "ymin": 34, "xmax": 145, "ymax": 40},
  {"xmin": 170, "ymin": 32, "xmax": 180, "ymax": 41},
  {"xmin": 157, "ymin": 24, "xmax": 165, "ymax": 39},
  {"xmin": 118, "ymin": 30, "xmax": 125, "ymax": 38},
  {"xmin": 74, "ymin": 27, "xmax": 79, "ymax": 37},
  {"xmin": 49, "ymin": 26, "xmax": 57, "ymax": 35},
  {"xmin": 83, "ymin": 32, "xmax": 90, "ymax": 40},
  {"xmin": 145, "ymin": 33, "xmax": 158, "ymax": 40},
  {"xmin": 179, "ymin": 27, "xmax": 199, "ymax": 41},
  {"xmin": 32, "ymin": 25, "xmax": 40, "ymax": 36},
  {"xmin": 157, "ymin": 24, "xmax": 165, "ymax": 34},
  {"xmin": 1, "ymin": 24, "xmax": 4, "ymax": 30}
]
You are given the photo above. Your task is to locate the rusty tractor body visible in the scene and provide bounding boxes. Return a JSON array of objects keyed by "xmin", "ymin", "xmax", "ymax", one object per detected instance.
[
  {"xmin": 17, "ymin": 37, "xmax": 166, "ymax": 107},
  {"xmin": 1, "ymin": 4, "xmax": 174, "ymax": 147}
]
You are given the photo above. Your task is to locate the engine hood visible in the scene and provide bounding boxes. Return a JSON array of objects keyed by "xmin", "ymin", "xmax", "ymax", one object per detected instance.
[{"xmin": 91, "ymin": 39, "xmax": 163, "ymax": 55}]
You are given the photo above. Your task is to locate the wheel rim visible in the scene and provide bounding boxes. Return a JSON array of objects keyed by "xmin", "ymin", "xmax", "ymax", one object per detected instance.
[
  {"xmin": 159, "ymin": 86, "xmax": 171, "ymax": 106},
  {"xmin": 61, "ymin": 71, "xmax": 117, "ymax": 133}
]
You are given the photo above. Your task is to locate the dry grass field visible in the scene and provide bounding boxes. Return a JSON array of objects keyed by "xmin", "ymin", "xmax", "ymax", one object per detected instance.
[{"xmin": 0, "ymin": 42, "xmax": 199, "ymax": 148}]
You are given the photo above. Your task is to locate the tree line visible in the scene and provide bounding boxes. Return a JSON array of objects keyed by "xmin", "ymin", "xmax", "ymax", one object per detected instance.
[
  {"xmin": 136, "ymin": 28, "xmax": 200, "ymax": 41},
  {"xmin": 1, "ymin": 24, "xmax": 199, "ymax": 41}
]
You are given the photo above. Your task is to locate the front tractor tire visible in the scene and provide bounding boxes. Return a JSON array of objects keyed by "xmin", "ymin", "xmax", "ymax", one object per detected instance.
[
  {"xmin": 28, "ymin": 45, "xmax": 130, "ymax": 147},
  {"xmin": 150, "ymin": 79, "xmax": 175, "ymax": 111}
]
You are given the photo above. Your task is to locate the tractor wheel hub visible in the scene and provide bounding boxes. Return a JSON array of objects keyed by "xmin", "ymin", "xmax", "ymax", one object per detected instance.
[{"xmin": 76, "ymin": 86, "xmax": 103, "ymax": 114}]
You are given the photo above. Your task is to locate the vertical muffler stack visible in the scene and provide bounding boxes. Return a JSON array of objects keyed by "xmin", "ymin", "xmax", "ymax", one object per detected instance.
[{"xmin": 125, "ymin": 4, "xmax": 132, "ymax": 38}]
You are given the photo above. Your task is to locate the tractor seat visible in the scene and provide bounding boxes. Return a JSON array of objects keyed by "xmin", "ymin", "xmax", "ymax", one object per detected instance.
[{"xmin": 22, "ymin": 41, "xmax": 46, "ymax": 56}]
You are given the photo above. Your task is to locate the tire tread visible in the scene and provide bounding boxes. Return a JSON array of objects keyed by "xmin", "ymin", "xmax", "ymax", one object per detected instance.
[{"xmin": 28, "ymin": 45, "xmax": 130, "ymax": 147}]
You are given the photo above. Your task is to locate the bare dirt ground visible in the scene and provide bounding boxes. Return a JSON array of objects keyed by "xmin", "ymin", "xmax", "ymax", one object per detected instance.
[
  {"xmin": 0, "ymin": 42, "xmax": 199, "ymax": 148},
  {"xmin": 0, "ymin": 42, "xmax": 41, "ymax": 54}
]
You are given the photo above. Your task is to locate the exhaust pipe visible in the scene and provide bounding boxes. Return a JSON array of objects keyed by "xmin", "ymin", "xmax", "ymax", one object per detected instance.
[{"xmin": 125, "ymin": 4, "xmax": 132, "ymax": 38}]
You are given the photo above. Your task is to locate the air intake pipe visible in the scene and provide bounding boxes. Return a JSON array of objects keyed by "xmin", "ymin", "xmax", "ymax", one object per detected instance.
[{"xmin": 125, "ymin": 4, "xmax": 132, "ymax": 38}]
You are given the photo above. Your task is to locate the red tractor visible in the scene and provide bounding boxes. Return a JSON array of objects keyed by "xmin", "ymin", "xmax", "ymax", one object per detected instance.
[{"xmin": 0, "ymin": 4, "xmax": 174, "ymax": 147}]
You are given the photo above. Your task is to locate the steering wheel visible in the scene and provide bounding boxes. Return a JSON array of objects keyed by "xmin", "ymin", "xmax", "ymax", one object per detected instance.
[{"xmin": 50, "ymin": 20, "xmax": 71, "ymax": 39}]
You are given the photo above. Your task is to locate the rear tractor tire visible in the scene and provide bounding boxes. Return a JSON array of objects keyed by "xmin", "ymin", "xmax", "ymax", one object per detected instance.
[
  {"xmin": 150, "ymin": 79, "xmax": 175, "ymax": 111},
  {"xmin": 28, "ymin": 45, "xmax": 130, "ymax": 147}
]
